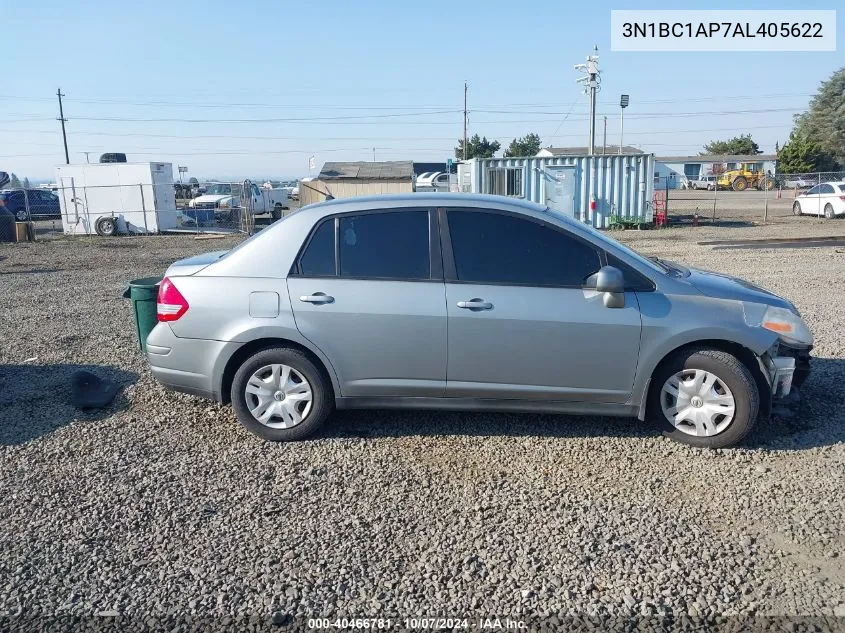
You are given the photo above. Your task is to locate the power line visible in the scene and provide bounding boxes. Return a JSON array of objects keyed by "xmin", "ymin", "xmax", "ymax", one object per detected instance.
[{"xmin": 0, "ymin": 91, "xmax": 814, "ymax": 108}]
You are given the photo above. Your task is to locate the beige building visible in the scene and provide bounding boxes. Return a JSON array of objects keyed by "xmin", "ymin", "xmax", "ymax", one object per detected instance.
[{"xmin": 299, "ymin": 161, "xmax": 414, "ymax": 205}]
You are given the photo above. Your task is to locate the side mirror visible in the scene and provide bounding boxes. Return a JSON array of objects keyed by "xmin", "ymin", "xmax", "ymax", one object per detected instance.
[{"xmin": 595, "ymin": 265, "xmax": 625, "ymax": 308}]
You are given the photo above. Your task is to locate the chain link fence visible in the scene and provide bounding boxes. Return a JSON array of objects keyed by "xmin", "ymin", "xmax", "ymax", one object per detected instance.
[
  {"xmin": 1, "ymin": 180, "xmax": 295, "ymax": 241},
  {"xmin": 651, "ymin": 171, "xmax": 845, "ymax": 225}
]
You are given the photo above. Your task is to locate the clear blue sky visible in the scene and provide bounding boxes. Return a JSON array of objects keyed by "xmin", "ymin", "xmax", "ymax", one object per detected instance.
[{"xmin": 1, "ymin": 0, "xmax": 841, "ymax": 181}]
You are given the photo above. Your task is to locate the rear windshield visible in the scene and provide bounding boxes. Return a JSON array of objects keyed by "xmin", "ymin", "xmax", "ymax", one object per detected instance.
[{"xmin": 839, "ymin": 184, "xmax": 845, "ymax": 192}]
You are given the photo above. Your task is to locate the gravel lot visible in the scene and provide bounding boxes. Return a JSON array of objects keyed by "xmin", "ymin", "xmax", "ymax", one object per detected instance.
[{"xmin": 1, "ymin": 215, "xmax": 844, "ymax": 631}]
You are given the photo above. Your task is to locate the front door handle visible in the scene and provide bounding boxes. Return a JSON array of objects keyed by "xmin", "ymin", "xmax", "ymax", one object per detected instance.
[
  {"xmin": 300, "ymin": 293, "xmax": 334, "ymax": 305},
  {"xmin": 457, "ymin": 298, "xmax": 493, "ymax": 311}
]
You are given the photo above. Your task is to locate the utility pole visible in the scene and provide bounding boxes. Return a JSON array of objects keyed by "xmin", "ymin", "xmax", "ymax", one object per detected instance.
[
  {"xmin": 619, "ymin": 94, "xmax": 630, "ymax": 154},
  {"xmin": 463, "ymin": 81, "xmax": 468, "ymax": 161},
  {"xmin": 372, "ymin": 147, "xmax": 376, "ymax": 162},
  {"xmin": 574, "ymin": 48, "xmax": 600, "ymax": 155},
  {"xmin": 57, "ymin": 88, "xmax": 69, "ymax": 164},
  {"xmin": 602, "ymin": 117, "xmax": 607, "ymax": 155}
]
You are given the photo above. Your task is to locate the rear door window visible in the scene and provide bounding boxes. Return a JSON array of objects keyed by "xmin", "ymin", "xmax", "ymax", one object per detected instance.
[
  {"xmin": 298, "ymin": 219, "xmax": 336, "ymax": 277},
  {"xmin": 339, "ymin": 211, "xmax": 430, "ymax": 280}
]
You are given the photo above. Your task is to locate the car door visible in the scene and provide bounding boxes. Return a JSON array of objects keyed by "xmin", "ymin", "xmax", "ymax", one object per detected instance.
[
  {"xmin": 802, "ymin": 185, "xmax": 822, "ymax": 215},
  {"xmin": 818, "ymin": 183, "xmax": 836, "ymax": 215},
  {"xmin": 441, "ymin": 208, "xmax": 642, "ymax": 404},
  {"xmin": 287, "ymin": 208, "xmax": 447, "ymax": 398},
  {"xmin": 26, "ymin": 190, "xmax": 47, "ymax": 218},
  {"xmin": 251, "ymin": 183, "xmax": 266, "ymax": 214}
]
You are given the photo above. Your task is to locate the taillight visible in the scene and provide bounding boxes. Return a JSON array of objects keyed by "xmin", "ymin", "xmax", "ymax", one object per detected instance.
[
  {"xmin": 157, "ymin": 277, "xmax": 189, "ymax": 322},
  {"xmin": 840, "ymin": 196, "xmax": 845, "ymax": 202}
]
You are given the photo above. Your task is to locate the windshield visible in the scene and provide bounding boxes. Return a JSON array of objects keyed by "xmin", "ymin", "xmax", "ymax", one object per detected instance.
[{"xmin": 205, "ymin": 184, "xmax": 232, "ymax": 195}]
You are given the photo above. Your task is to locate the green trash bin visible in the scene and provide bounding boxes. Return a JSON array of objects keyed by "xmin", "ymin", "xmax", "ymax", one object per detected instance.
[{"xmin": 123, "ymin": 276, "xmax": 163, "ymax": 352}]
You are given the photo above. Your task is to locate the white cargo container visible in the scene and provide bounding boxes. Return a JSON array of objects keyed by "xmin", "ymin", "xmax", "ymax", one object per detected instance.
[{"xmin": 55, "ymin": 162, "xmax": 179, "ymax": 235}]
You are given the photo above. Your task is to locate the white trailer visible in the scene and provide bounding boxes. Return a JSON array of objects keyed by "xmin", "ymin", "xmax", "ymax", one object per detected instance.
[{"xmin": 55, "ymin": 162, "xmax": 179, "ymax": 236}]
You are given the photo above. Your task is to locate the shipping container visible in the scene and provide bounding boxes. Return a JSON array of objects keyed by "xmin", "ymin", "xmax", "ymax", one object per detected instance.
[
  {"xmin": 55, "ymin": 162, "xmax": 179, "ymax": 235},
  {"xmin": 457, "ymin": 154, "xmax": 655, "ymax": 228}
]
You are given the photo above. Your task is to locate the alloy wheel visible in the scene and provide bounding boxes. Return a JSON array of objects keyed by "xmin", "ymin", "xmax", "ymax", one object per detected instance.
[{"xmin": 660, "ymin": 369, "xmax": 736, "ymax": 437}]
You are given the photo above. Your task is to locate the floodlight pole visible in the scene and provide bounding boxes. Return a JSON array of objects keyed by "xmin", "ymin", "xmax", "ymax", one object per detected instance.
[{"xmin": 619, "ymin": 94, "xmax": 630, "ymax": 154}]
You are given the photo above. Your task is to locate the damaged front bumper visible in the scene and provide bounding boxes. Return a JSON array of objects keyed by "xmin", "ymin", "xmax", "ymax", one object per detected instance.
[{"xmin": 761, "ymin": 342, "xmax": 812, "ymax": 399}]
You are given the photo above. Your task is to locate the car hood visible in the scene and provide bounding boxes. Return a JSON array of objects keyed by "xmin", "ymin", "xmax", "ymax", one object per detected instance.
[
  {"xmin": 686, "ymin": 267, "xmax": 794, "ymax": 310},
  {"xmin": 192, "ymin": 194, "xmax": 231, "ymax": 205},
  {"xmin": 165, "ymin": 250, "xmax": 229, "ymax": 276}
]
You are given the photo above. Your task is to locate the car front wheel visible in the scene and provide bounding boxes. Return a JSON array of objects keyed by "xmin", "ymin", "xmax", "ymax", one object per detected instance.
[
  {"xmin": 648, "ymin": 348, "xmax": 759, "ymax": 448},
  {"xmin": 824, "ymin": 203, "xmax": 835, "ymax": 220},
  {"xmin": 792, "ymin": 201, "xmax": 802, "ymax": 215},
  {"xmin": 231, "ymin": 347, "xmax": 332, "ymax": 441}
]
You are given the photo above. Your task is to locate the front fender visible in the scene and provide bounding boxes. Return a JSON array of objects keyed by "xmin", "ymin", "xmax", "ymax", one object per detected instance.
[{"xmin": 630, "ymin": 293, "xmax": 780, "ymax": 413}]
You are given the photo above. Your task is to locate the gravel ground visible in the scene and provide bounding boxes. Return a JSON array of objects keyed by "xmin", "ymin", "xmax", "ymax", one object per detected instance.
[{"xmin": 1, "ymin": 217, "xmax": 844, "ymax": 631}]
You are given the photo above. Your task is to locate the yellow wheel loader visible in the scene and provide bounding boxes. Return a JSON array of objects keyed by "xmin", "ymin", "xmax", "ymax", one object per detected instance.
[{"xmin": 717, "ymin": 163, "xmax": 776, "ymax": 191}]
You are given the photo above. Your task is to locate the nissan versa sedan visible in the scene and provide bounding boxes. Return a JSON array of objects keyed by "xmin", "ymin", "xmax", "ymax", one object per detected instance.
[{"xmin": 147, "ymin": 193, "xmax": 813, "ymax": 448}]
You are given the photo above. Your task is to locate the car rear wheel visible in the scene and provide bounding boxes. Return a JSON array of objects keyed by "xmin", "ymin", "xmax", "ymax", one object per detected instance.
[
  {"xmin": 648, "ymin": 348, "xmax": 759, "ymax": 448},
  {"xmin": 231, "ymin": 347, "xmax": 332, "ymax": 441},
  {"xmin": 15, "ymin": 209, "xmax": 28, "ymax": 221},
  {"xmin": 792, "ymin": 201, "xmax": 802, "ymax": 215},
  {"xmin": 824, "ymin": 203, "xmax": 835, "ymax": 220}
]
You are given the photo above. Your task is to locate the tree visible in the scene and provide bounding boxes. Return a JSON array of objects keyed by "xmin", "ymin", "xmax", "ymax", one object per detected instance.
[
  {"xmin": 22, "ymin": 177, "xmax": 30, "ymax": 189},
  {"xmin": 776, "ymin": 131, "xmax": 839, "ymax": 173},
  {"xmin": 702, "ymin": 134, "xmax": 762, "ymax": 155},
  {"xmin": 9, "ymin": 173, "xmax": 21, "ymax": 189},
  {"xmin": 504, "ymin": 133, "xmax": 542, "ymax": 158},
  {"xmin": 794, "ymin": 65, "xmax": 845, "ymax": 166},
  {"xmin": 455, "ymin": 134, "xmax": 500, "ymax": 160}
]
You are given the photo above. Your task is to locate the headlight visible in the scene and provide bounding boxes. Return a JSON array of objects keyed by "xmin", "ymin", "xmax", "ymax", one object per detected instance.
[
  {"xmin": 745, "ymin": 304, "xmax": 813, "ymax": 346},
  {"xmin": 218, "ymin": 200, "xmax": 230, "ymax": 209}
]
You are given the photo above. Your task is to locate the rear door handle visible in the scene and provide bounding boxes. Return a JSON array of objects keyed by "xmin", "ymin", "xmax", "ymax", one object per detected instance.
[
  {"xmin": 300, "ymin": 293, "xmax": 334, "ymax": 304},
  {"xmin": 457, "ymin": 299, "xmax": 493, "ymax": 310}
]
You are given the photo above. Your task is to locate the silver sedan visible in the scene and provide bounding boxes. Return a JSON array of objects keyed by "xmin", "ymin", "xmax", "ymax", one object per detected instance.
[{"xmin": 146, "ymin": 193, "xmax": 812, "ymax": 448}]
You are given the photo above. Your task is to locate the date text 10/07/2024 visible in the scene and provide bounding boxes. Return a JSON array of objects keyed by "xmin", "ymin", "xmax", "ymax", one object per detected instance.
[
  {"xmin": 621, "ymin": 22, "xmax": 823, "ymax": 39},
  {"xmin": 307, "ymin": 617, "xmax": 528, "ymax": 630}
]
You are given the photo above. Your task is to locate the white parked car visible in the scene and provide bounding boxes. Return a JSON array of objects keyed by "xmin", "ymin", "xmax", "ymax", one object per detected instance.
[
  {"xmin": 688, "ymin": 175, "xmax": 717, "ymax": 191},
  {"xmin": 415, "ymin": 171, "xmax": 452, "ymax": 192},
  {"xmin": 190, "ymin": 182, "xmax": 290, "ymax": 220},
  {"xmin": 792, "ymin": 182, "xmax": 845, "ymax": 219}
]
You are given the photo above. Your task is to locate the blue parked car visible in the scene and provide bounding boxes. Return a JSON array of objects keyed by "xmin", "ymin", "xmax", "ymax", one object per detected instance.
[{"xmin": 0, "ymin": 189, "xmax": 62, "ymax": 221}]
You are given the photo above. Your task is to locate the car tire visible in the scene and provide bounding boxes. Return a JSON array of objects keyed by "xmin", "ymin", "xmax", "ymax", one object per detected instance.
[
  {"xmin": 95, "ymin": 216, "xmax": 117, "ymax": 236},
  {"xmin": 824, "ymin": 203, "xmax": 835, "ymax": 220},
  {"xmin": 271, "ymin": 204, "xmax": 283, "ymax": 220},
  {"xmin": 648, "ymin": 347, "xmax": 759, "ymax": 449},
  {"xmin": 792, "ymin": 201, "xmax": 802, "ymax": 216},
  {"xmin": 15, "ymin": 208, "xmax": 28, "ymax": 221},
  {"xmin": 231, "ymin": 347, "xmax": 333, "ymax": 441}
]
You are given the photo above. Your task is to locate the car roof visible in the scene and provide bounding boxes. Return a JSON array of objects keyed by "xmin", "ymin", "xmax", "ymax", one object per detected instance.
[{"xmin": 303, "ymin": 192, "xmax": 550, "ymax": 215}]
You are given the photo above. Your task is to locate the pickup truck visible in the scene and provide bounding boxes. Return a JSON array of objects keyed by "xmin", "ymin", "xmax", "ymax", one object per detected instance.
[{"xmin": 189, "ymin": 182, "xmax": 290, "ymax": 220}]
